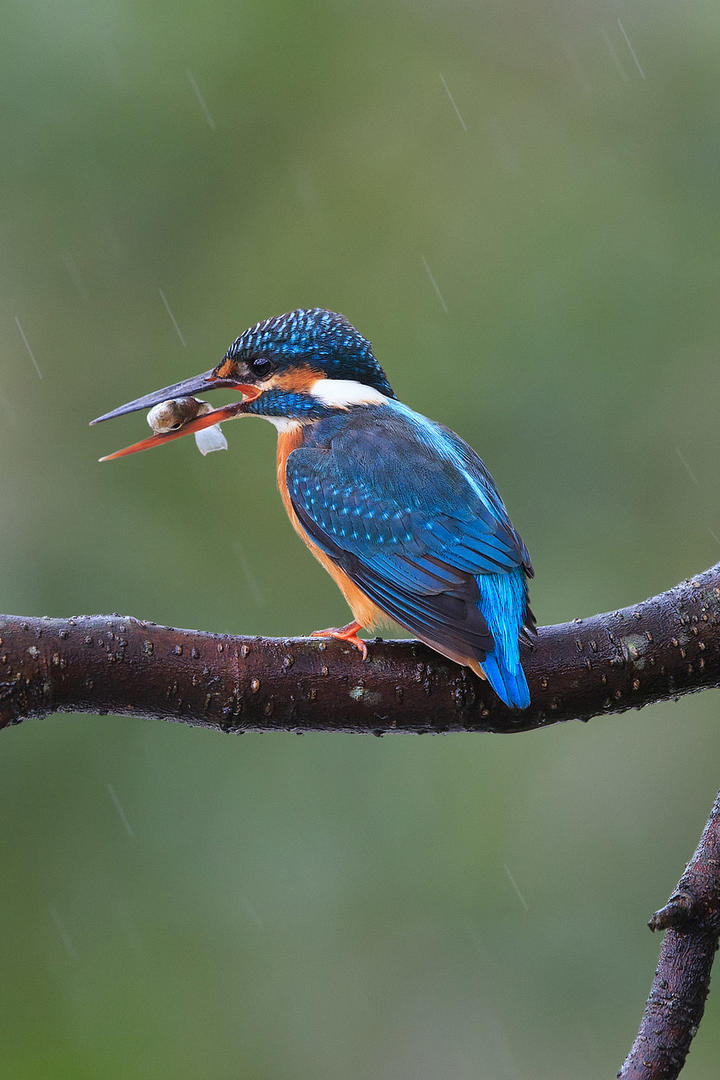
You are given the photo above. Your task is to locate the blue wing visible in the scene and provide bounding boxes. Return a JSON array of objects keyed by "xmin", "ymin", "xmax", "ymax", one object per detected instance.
[{"xmin": 287, "ymin": 401, "xmax": 535, "ymax": 705}]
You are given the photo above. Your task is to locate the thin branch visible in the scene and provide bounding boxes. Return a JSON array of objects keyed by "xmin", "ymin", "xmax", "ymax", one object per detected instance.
[
  {"xmin": 618, "ymin": 787, "xmax": 720, "ymax": 1079},
  {"xmin": 1, "ymin": 562, "xmax": 719, "ymax": 734}
]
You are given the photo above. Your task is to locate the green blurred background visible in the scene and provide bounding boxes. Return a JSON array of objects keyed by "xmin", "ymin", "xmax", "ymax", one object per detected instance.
[{"xmin": 2, "ymin": 1, "xmax": 720, "ymax": 1076}]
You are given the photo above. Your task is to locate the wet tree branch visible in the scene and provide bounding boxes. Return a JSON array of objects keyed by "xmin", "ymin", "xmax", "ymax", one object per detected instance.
[
  {"xmin": 2, "ymin": 563, "xmax": 720, "ymax": 1078},
  {"xmin": 1, "ymin": 562, "xmax": 719, "ymax": 735},
  {"xmin": 618, "ymin": 787, "xmax": 720, "ymax": 1079}
]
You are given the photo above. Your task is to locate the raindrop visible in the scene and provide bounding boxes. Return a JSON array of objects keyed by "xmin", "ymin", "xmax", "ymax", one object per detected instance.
[
  {"xmin": 600, "ymin": 26, "xmax": 629, "ymax": 83},
  {"xmin": 49, "ymin": 905, "xmax": 76, "ymax": 957},
  {"xmin": 675, "ymin": 446, "xmax": 699, "ymax": 486},
  {"xmin": 503, "ymin": 862, "xmax": 529, "ymax": 913},
  {"xmin": 439, "ymin": 73, "xmax": 467, "ymax": 132},
  {"xmin": 186, "ymin": 68, "xmax": 216, "ymax": 131},
  {"xmin": 158, "ymin": 288, "xmax": 186, "ymax": 347},
  {"xmin": 617, "ymin": 18, "xmax": 646, "ymax": 80},
  {"xmin": 14, "ymin": 316, "xmax": 43, "ymax": 379},
  {"xmin": 107, "ymin": 782, "xmax": 135, "ymax": 838},
  {"xmin": 61, "ymin": 252, "xmax": 90, "ymax": 301},
  {"xmin": 234, "ymin": 541, "xmax": 265, "ymax": 607},
  {"xmin": 421, "ymin": 256, "xmax": 448, "ymax": 314}
]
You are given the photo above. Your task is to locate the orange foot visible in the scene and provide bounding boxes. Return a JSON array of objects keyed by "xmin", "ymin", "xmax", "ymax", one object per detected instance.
[{"xmin": 311, "ymin": 620, "xmax": 368, "ymax": 660}]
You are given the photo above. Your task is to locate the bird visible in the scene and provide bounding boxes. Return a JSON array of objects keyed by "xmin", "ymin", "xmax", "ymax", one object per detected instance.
[{"xmin": 91, "ymin": 308, "xmax": 535, "ymax": 708}]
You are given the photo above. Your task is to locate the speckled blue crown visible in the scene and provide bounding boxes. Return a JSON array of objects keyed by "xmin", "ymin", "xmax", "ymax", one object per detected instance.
[{"xmin": 226, "ymin": 308, "xmax": 395, "ymax": 398}]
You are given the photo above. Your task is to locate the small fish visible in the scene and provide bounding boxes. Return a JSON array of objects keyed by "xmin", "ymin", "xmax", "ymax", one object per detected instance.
[{"xmin": 146, "ymin": 397, "xmax": 228, "ymax": 456}]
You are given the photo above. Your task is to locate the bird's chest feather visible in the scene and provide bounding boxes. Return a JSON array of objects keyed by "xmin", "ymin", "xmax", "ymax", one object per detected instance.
[{"xmin": 275, "ymin": 424, "xmax": 383, "ymax": 629}]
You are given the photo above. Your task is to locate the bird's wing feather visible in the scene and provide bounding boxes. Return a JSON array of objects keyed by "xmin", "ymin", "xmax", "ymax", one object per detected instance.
[
  {"xmin": 286, "ymin": 403, "xmax": 531, "ymax": 659},
  {"xmin": 433, "ymin": 421, "xmax": 534, "ymax": 577}
]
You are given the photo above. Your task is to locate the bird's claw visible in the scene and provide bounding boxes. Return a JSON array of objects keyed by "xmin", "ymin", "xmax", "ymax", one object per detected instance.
[{"xmin": 311, "ymin": 621, "xmax": 368, "ymax": 660}]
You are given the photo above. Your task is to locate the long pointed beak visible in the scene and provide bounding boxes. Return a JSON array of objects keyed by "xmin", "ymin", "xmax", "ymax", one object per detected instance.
[
  {"xmin": 90, "ymin": 369, "xmax": 240, "ymax": 425},
  {"xmin": 91, "ymin": 369, "xmax": 263, "ymax": 461},
  {"xmin": 98, "ymin": 401, "xmax": 248, "ymax": 461}
]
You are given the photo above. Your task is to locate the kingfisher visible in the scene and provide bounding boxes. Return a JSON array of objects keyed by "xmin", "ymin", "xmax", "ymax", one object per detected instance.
[{"xmin": 92, "ymin": 308, "xmax": 535, "ymax": 708}]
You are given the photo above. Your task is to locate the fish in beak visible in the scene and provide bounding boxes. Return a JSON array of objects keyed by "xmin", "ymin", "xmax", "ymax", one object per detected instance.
[{"xmin": 90, "ymin": 370, "xmax": 261, "ymax": 461}]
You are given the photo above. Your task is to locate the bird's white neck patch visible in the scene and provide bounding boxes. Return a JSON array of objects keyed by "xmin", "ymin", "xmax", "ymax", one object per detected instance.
[
  {"xmin": 309, "ymin": 378, "xmax": 388, "ymax": 409},
  {"xmin": 264, "ymin": 416, "xmax": 304, "ymax": 434}
]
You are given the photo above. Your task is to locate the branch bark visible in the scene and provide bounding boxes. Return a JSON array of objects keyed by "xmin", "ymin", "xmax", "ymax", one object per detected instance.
[
  {"xmin": 3, "ymin": 563, "xmax": 720, "ymax": 1078},
  {"xmin": 618, "ymin": 787, "xmax": 720, "ymax": 1079},
  {"xmin": 1, "ymin": 562, "xmax": 719, "ymax": 734}
]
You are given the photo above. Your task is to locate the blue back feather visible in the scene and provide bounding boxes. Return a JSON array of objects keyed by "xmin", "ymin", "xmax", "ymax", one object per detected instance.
[{"xmin": 286, "ymin": 399, "xmax": 534, "ymax": 706}]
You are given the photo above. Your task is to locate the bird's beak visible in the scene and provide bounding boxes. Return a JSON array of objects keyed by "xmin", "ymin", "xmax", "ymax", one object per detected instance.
[
  {"xmin": 91, "ymin": 368, "xmax": 247, "ymax": 424},
  {"xmin": 90, "ymin": 369, "xmax": 262, "ymax": 461}
]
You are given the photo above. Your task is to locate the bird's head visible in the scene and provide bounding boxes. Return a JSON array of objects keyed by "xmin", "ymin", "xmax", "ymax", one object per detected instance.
[
  {"xmin": 221, "ymin": 308, "xmax": 394, "ymax": 397},
  {"xmin": 91, "ymin": 308, "xmax": 395, "ymax": 459}
]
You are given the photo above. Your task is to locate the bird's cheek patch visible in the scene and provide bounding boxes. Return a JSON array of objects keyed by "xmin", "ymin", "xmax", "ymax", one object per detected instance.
[
  {"xmin": 214, "ymin": 358, "xmax": 237, "ymax": 380},
  {"xmin": 269, "ymin": 367, "xmax": 325, "ymax": 393}
]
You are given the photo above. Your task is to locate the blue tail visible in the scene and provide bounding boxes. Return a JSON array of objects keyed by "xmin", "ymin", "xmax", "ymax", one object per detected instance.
[
  {"xmin": 476, "ymin": 569, "xmax": 531, "ymax": 709},
  {"xmin": 480, "ymin": 650, "xmax": 530, "ymax": 709}
]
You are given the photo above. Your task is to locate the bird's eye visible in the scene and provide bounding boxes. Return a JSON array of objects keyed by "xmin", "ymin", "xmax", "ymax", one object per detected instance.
[{"xmin": 250, "ymin": 357, "xmax": 274, "ymax": 378}]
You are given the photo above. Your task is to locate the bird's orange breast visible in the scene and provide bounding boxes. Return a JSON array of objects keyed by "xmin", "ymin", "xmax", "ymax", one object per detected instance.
[{"xmin": 275, "ymin": 426, "xmax": 385, "ymax": 630}]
